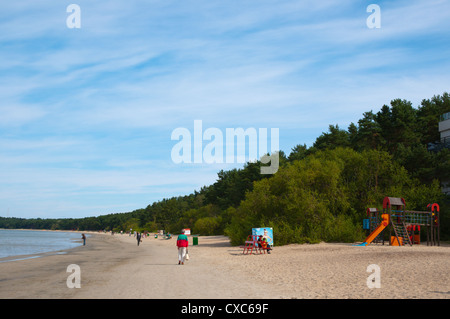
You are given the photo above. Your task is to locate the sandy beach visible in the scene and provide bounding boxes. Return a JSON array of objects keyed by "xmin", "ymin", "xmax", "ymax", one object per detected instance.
[{"xmin": 0, "ymin": 232, "xmax": 449, "ymax": 299}]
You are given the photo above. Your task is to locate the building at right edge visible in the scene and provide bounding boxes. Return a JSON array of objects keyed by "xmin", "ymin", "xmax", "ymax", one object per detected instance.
[{"xmin": 438, "ymin": 112, "xmax": 450, "ymax": 194}]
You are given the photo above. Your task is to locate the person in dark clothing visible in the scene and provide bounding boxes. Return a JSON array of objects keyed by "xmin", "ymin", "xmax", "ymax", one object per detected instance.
[{"xmin": 136, "ymin": 232, "xmax": 141, "ymax": 246}]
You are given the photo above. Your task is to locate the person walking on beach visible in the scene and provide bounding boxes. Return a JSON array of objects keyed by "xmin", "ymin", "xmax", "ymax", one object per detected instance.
[
  {"xmin": 81, "ymin": 233, "xmax": 86, "ymax": 246},
  {"xmin": 136, "ymin": 232, "xmax": 141, "ymax": 246},
  {"xmin": 177, "ymin": 229, "xmax": 189, "ymax": 265}
]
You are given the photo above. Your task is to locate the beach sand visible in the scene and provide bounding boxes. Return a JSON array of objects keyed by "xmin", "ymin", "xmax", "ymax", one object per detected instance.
[{"xmin": 0, "ymin": 232, "xmax": 449, "ymax": 299}]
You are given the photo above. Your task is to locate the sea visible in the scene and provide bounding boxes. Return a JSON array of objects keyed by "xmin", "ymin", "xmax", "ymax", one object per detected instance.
[{"xmin": 0, "ymin": 229, "xmax": 84, "ymax": 261}]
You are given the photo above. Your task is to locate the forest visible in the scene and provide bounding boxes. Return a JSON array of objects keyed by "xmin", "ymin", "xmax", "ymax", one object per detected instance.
[{"xmin": 1, "ymin": 93, "xmax": 450, "ymax": 246}]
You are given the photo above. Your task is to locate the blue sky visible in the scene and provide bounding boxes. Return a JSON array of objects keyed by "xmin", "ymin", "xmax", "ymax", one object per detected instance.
[{"xmin": 1, "ymin": 0, "xmax": 450, "ymax": 219}]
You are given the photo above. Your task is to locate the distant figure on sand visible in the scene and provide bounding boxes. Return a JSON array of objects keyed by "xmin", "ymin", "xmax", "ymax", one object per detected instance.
[
  {"xmin": 81, "ymin": 233, "xmax": 86, "ymax": 246},
  {"xmin": 136, "ymin": 232, "xmax": 141, "ymax": 246},
  {"xmin": 177, "ymin": 230, "xmax": 189, "ymax": 265}
]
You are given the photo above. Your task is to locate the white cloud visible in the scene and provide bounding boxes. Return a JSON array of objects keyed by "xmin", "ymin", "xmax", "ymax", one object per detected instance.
[
  {"xmin": 1, "ymin": 0, "xmax": 450, "ymax": 218},
  {"xmin": 0, "ymin": 103, "xmax": 47, "ymax": 127}
]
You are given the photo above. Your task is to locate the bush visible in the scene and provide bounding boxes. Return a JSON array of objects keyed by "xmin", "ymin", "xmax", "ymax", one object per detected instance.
[{"xmin": 194, "ymin": 217, "xmax": 221, "ymax": 236}]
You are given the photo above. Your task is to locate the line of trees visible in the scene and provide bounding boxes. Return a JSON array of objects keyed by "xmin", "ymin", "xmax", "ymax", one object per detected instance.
[{"xmin": 1, "ymin": 93, "xmax": 449, "ymax": 245}]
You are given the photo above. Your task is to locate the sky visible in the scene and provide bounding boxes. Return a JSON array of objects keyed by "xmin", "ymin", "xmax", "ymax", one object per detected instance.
[{"xmin": 1, "ymin": 0, "xmax": 450, "ymax": 219}]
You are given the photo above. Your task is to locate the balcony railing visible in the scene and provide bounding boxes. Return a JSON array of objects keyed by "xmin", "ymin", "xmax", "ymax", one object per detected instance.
[{"xmin": 441, "ymin": 112, "xmax": 450, "ymax": 121}]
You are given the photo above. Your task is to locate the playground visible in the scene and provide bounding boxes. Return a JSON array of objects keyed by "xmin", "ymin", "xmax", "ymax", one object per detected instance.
[
  {"xmin": 240, "ymin": 196, "xmax": 442, "ymax": 254},
  {"xmin": 358, "ymin": 197, "xmax": 440, "ymax": 247}
]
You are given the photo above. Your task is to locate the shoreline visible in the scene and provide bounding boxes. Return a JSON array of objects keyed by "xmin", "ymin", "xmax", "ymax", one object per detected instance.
[
  {"xmin": 0, "ymin": 228, "xmax": 92, "ymax": 262},
  {"xmin": 1, "ymin": 232, "xmax": 449, "ymax": 299}
]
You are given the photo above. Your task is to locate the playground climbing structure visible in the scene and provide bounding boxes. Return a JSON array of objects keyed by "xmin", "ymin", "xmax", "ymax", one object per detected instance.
[{"xmin": 359, "ymin": 197, "xmax": 440, "ymax": 247}]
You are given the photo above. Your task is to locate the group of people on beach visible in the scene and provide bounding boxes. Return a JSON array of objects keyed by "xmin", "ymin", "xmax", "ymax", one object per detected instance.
[
  {"xmin": 133, "ymin": 228, "xmax": 190, "ymax": 264},
  {"xmin": 132, "ymin": 228, "xmax": 190, "ymax": 265},
  {"xmin": 112, "ymin": 228, "xmax": 190, "ymax": 265},
  {"xmin": 81, "ymin": 229, "xmax": 271, "ymax": 265},
  {"xmin": 133, "ymin": 231, "xmax": 154, "ymax": 246},
  {"xmin": 257, "ymin": 234, "xmax": 272, "ymax": 254}
]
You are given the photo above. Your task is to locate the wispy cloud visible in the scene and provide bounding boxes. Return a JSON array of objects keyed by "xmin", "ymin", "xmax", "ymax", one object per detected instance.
[{"xmin": 1, "ymin": 0, "xmax": 450, "ymax": 218}]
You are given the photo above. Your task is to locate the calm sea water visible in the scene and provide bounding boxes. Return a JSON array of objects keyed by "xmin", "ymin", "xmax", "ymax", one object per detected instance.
[{"xmin": 0, "ymin": 229, "xmax": 84, "ymax": 260}]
